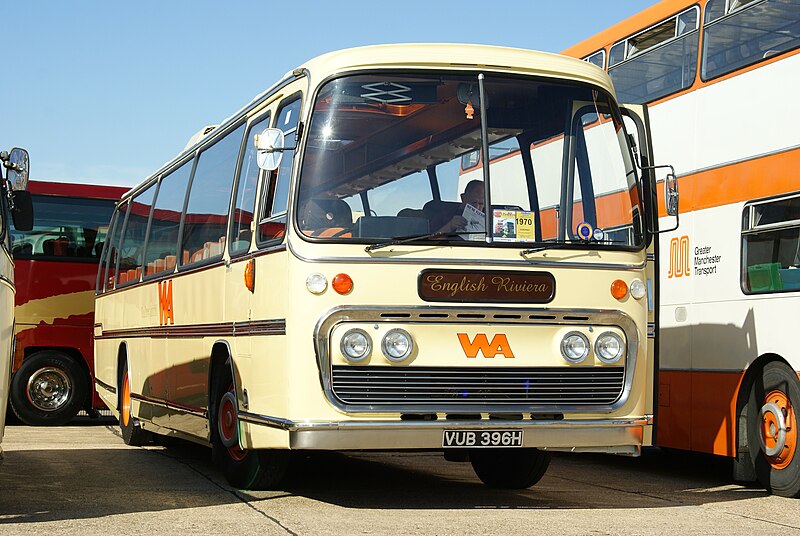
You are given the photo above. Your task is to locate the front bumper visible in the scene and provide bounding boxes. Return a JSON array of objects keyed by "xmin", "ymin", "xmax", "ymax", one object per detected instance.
[{"xmin": 239, "ymin": 410, "xmax": 650, "ymax": 454}]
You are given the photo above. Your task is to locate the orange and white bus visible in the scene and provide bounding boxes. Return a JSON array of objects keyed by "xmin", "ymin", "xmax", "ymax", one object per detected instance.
[
  {"xmin": 94, "ymin": 44, "xmax": 672, "ymax": 490},
  {"xmin": 564, "ymin": 0, "xmax": 800, "ymax": 496},
  {"xmin": 0, "ymin": 146, "xmax": 33, "ymax": 461}
]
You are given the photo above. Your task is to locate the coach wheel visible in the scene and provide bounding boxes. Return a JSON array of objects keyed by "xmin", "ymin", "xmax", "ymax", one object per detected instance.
[
  {"xmin": 211, "ymin": 368, "xmax": 290, "ymax": 489},
  {"xmin": 470, "ymin": 448, "xmax": 551, "ymax": 489},
  {"xmin": 9, "ymin": 350, "xmax": 88, "ymax": 426},
  {"xmin": 119, "ymin": 360, "xmax": 151, "ymax": 446},
  {"xmin": 746, "ymin": 361, "xmax": 800, "ymax": 497}
]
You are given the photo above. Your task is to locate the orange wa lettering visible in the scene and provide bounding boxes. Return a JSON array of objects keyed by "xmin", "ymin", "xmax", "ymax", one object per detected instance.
[
  {"xmin": 668, "ymin": 235, "xmax": 691, "ymax": 278},
  {"xmin": 158, "ymin": 280, "xmax": 174, "ymax": 326},
  {"xmin": 457, "ymin": 333, "xmax": 515, "ymax": 358}
]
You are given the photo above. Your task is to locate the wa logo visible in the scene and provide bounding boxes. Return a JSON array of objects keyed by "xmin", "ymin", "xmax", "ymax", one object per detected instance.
[
  {"xmin": 158, "ymin": 280, "xmax": 174, "ymax": 326},
  {"xmin": 668, "ymin": 235, "xmax": 691, "ymax": 278},
  {"xmin": 457, "ymin": 333, "xmax": 515, "ymax": 358}
]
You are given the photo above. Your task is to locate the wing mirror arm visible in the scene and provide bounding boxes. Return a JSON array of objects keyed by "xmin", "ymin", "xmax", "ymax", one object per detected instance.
[
  {"xmin": 254, "ymin": 128, "xmax": 296, "ymax": 171},
  {"xmin": 638, "ymin": 162, "xmax": 679, "ymax": 234}
]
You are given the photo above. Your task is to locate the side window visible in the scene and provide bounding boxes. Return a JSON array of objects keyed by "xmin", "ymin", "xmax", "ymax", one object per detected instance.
[
  {"xmin": 742, "ymin": 193, "xmax": 800, "ymax": 293},
  {"xmin": 117, "ymin": 184, "xmax": 156, "ymax": 285},
  {"xmin": 702, "ymin": 0, "xmax": 800, "ymax": 81},
  {"xmin": 230, "ymin": 113, "xmax": 270, "ymax": 256},
  {"xmin": 144, "ymin": 160, "xmax": 193, "ymax": 276},
  {"xmin": 584, "ymin": 50, "xmax": 606, "ymax": 69},
  {"xmin": 104, "ymin": 201, "xmax": 130, "ymax": 290},
  {"xmin": 258, "ymin": 96, "xmax": 301, "ymax": 244},
  {"xmin": 11, "ymin": 195, "xmax": 116, "ymax": 260},
  {"xmin": 608, "ymin": 6, "xmax": 700, "ymax": 104},
  {"xmin": 181, "ymin": 123, "xmax": 245, "ymax": 266}
]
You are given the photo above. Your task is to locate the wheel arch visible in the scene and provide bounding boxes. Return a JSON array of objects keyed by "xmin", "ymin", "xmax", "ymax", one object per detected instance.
[
  {"xmin": 208, "ymin": 340, "xmax": 236, "ymax": 441},
  {"xmin": 116, "ymin": 342, "xmax": 129, "ymax": 411}
]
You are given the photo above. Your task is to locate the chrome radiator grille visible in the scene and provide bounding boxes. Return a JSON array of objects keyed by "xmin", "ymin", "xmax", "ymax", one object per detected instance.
[{"xmin": 331, "ymin": 366, "xmax": 625, "ymax": 406}]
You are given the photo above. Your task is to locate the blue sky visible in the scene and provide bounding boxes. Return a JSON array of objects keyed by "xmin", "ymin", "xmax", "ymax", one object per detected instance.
[{"xmin": 3, "ymin": 1, "xmax": 658, "ymax": 187}]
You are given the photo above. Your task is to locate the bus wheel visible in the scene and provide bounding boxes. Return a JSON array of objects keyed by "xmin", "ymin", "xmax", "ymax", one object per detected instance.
[
  {"xmin": 211, "ymin": 372, "xmax": 290, "ymax": 490},
  {"xmin": 747, "ymin": 361, "xmax": 800, "ymax": 497},
  {"xmin": 118, "ymin": 361, "xmax": 151, "ymax": 446},
  {"xmin": 470, "ymin": 448, "xmax": 551, "ymax": 489},
  {"xmin": 9, "ymin": 350, "xmax": 88, "ymax": 426}
]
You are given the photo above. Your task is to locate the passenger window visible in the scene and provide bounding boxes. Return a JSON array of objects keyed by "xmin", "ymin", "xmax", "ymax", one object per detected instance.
[
  {"xmin": 258, "ymin": 96, "xmax": 301, "ymax": 244},
  {"xmin": 230, "ymin": 113, "xmax": 270, "ymax": 256},
  {"xmin": 181, "ymin": 123, "xmax": 245, "ymax": 267},
  {"xmin": 103, "ymin": 202, "xmax": 128, "ymax": 292},
  {"xmin": 608, "ymin": 6, "xmax": 700, "ymax": 104},
  {"xmin": 117, "ymin": 185, "xmax": 156, "ymax": 285},
  {"xmin": 584, "ymin": 50, "xmax": 606, "ymax": 69},
  {"xmin": 702, "ymin": 0, "xmax": 800, "ymax": 81},
  {"xmin": 742, "ymin": 193, "xmax": 800, "ymax": 293},
  {"xmin": 144, "ymin": 160, "xmax": 193, "ymax": 276}
]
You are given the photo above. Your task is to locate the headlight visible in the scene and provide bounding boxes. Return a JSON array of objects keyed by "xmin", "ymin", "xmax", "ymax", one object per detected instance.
[
  {"xmin": 560, "ymin": 331, "xmax": 589, "ymax": 363},
  {"xmin": 382, "ymin": 329, "xmax": 413, "ymax": 362},
  {"xmin": 340, "ymin": 329, "xmax": 371, "ymax": 362},
  {"xmin": 595, "ymin": 332, "xmax": 625, "ymax": 363}
]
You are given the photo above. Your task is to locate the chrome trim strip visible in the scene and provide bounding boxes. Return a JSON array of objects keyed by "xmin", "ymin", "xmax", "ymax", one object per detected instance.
[
  {"xmin": 660, "ymin": 368, "xmax": 748, "ymax": 373},
  {"xmin": 0, "ymin": 274, "xmax": 14, "ymax": 293},
  {"xmin": 97, "ymin": 319, "xmax": 286, "ymax": 339},
  {"xmin": 287, "ymin": 239, "xmax": 647, "ymax": 271},
  {"xmin": 129, "ymin": 392, "xmax": 208, "ymax": 419},
  {"xmin": 95, "ymin": 377, "xmax": 116, "ymax": 395},
  {"xmin": 313, "ymin": 305, "xmax": 640, "ymax": 414}
]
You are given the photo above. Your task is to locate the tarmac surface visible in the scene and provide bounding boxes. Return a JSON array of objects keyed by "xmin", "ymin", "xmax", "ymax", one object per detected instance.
[{"xmin": 2, "ymin": 419, "xmax": 800, "ymax": 535}]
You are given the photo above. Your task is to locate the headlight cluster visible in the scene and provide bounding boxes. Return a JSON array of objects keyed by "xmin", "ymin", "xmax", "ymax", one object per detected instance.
[
  {"xmin": 340, "ymin": 328, "xmax": 414, "ymax": 363},
  {"xmin": 559, "ymin": 330, "xmax": 625, "ymax": 364}
]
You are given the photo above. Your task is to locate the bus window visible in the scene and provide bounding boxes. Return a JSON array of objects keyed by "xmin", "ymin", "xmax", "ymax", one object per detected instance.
[
  {"xmin": 181, "ymin": 123, "xmax": 245, "ymax": 266},
  {"xmin": 742, "ymin": 192, "xmax": 800, "ymax": 293},
  {"xmin": 11, "ymin": 195, "xmax": 116, "ymax": 260},
  {"xmin": 230, "ymin": 113, "xmax": 270, "ymax": 256},
  {"xmin": 584, "ymin": 49, "xmax": 606, "ymax": 69},
  {"xmin": 117, "ymin": 184, "xmax": 156, "ymax": 285},
  {"xmin": 608, "ymin": 6, "xmax": 700, "ymax": 104},
  {"xmin": 701, "ymin": 0, "xmax": 800, "ymax": 81},
  {"xmin": 257, "ymin": 97, "xmax": 301, "ymax": 244},
  {"xmin": 145, "ymin": 160, "xmax": 193, "ymax": 274},
  {"xmin": 103, "ymin": 200, "xmax": 128, "ymax": 291}
]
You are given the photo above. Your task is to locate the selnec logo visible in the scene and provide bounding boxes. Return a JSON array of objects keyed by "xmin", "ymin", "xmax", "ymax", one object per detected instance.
[
  {"xmin": 668, "ymin": 235, "xmax": 691, "ymax": 279},
  {"xmin": 457, "ymin": 333, "xmax": 515, "ymax": 358}
]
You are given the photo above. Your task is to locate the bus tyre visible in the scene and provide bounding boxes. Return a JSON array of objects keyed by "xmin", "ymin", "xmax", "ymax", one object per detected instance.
[
  {"xmin": 470, "ymin": 448, "xmax": 551, "ymax": 489},
  {"xmin": 211, "ymin": 372, "xmax": 290, "ymax": 490},
  {"xmin": 119, "ymin": 361, "xmax": 151, "ymax": 446},
  {"xmin": 9, "ymin": 350, "xmax": 88, "ymax": 426},
  {"xmin": 746, "ymin": 361, "xmax": 800, "ymax": 497}
]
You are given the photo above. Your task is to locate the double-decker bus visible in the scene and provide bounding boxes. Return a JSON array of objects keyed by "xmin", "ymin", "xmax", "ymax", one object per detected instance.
[
  {"xmin": 0, "ymin": 147, "xmax": 33, "ymax": 460},
  {"xmin": 9, "ymin": 180, "xmax": 125, "ymax": 425},
  {"xmin": 564, "ymin": 0, "xmax": 800, "ymax": 496},
  {"xmin": 94, "ymin": 43, "xmax": 673, "ymax": 489}
]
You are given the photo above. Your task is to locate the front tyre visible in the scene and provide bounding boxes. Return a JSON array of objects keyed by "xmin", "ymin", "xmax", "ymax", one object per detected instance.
[
  {"xmin": 747, "ymin": 361, "xmax": 800, "ymax": 497},
  {"xmin": 10, "ymin": 350, "xmax": 88, "ymax": 426},
  {"xmin": 211, "ymin": 366, "xmax": 290, "ymax": 489},
  {"xmin": 470, "ymin": 448, "xmax": 551, "ymax": 489}
]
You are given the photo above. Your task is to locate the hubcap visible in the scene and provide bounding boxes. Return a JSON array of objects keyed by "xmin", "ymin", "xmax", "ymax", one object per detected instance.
[
  {"xmin": 760, "ymin": 390, "xmax": 797, "ymax": 469},
  {"xmin": 121, "ymin": 374, "xmax": 131, "ymax": 427},
  {"xmin": 218, "ymin": 387, "xmax": 247, "ymax": 461},
  {"xmin": 26, "ymin": 367, "xmax": 71, "ymax": 412}
]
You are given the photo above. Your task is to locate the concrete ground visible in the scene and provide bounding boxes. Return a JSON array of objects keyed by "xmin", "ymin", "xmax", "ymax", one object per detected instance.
[{"xmin": 1, "ymin": 420, "xmax": 799, "ymax": 535}]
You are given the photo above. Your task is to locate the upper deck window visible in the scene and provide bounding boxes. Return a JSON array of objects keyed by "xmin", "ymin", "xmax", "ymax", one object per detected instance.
[
  {"xmin": 11, "ymin": 195, "xmax": 116, "ymax": 262},
  {"xmin": 608, "ymin": 6, "xmax": 700, "ymax": 104},
  {"xmin": 702, "ymin": 0, "xmax": 800, "ymax": 81},
  {"xmin": 296, "ymin": 72, "xmax": 642, "ymax": 249},
  {"xmin": 583, "ymin": 50, "xmax": 606, "ymax": 69}
]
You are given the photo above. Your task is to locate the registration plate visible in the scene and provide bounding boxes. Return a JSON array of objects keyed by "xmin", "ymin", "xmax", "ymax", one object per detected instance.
[{"xmin": 442, "ymin": 429, "xmax": 524, "ymax": 448}]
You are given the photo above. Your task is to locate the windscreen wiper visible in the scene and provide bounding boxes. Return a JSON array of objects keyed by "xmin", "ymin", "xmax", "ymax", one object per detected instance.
[
  {"xmin": 519, "ymin": 241, "xmax": 579, "ymax": 256},
  {"xmin": 365, "ymin": 231, "xmax": 486, "ymax": 252}
]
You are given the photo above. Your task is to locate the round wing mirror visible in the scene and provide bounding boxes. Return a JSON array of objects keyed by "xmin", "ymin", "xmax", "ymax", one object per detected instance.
[
  {"xmin": 7, "ymin": 147, "xmax": 30, "ymax": 190},
  {"xmin": 255, "ymin": 128, "xmax": 285, "ymax": 171}
]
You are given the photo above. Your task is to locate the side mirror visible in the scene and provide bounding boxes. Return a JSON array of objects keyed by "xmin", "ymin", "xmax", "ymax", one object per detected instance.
[
  {"xmin": 255, "ymin": 128, "xmax": 289, "ymax": 171},
  {"xmin": 665, "ymin": 172, "xmax": 679, "ymax": 217},
  {"xmin": 5, "ymin": 147, "xmax": 30, "ymax": 191},
  {"xmin": 10, "ymin": 190, "xmax": 33, "ymax": 231}
]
